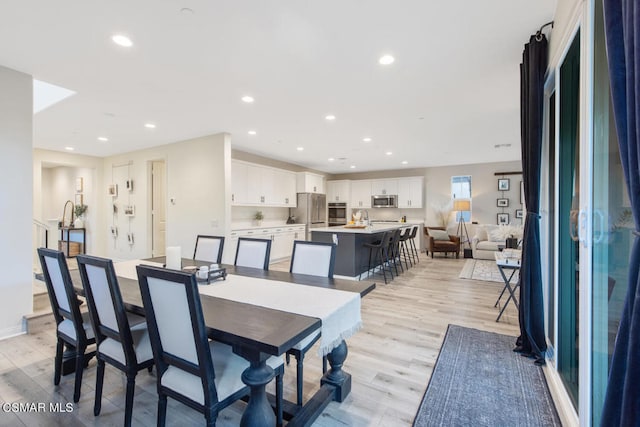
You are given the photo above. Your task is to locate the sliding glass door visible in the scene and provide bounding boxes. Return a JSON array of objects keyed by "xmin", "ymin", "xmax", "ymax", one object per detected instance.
[{"xmin": 557, "ymin": 31, "xmax": 581, "ymax": 408}]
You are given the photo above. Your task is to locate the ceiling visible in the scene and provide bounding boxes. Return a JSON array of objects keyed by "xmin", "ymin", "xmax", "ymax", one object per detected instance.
[{"xmin": 0, "ymin": 1, "xmax": 556, "ymax": 173}]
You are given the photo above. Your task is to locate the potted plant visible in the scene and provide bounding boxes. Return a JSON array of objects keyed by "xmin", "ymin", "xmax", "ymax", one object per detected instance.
[
  {"xmin": 254, "ymin": 210, "xmax": 264, "ymax": 226},
  {"xmin": 74, "ymin": 204, "xmax": 88, "ymax": 228}
]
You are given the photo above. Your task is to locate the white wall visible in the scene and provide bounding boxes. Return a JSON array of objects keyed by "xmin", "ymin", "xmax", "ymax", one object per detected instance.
[
  {"xmin": 33, "ymin": 149, "xmax": 105, "ymax": 254},
  {"xmin": 103, "ymin": 133, "xmax": 231, "ymax": 260},
  {"xmin": 0, "ymin": 65, "xmax": 32, "ymax": 339}
]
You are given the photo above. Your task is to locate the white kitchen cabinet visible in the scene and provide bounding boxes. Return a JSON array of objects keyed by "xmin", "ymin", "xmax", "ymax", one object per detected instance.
[
  {"xmin": 371, "ymin": 179, "xmax": 399, "ymax": 196},
  {"xmin": 232, "ymin": 160, "xmax": 297, "ymax": 207},
  {"xmin": 327, "ymin": 180, "xmax": 351, "ymax": 202},
  {"xmin": 225, "ymin": 225, "xmax": 306, "ymax": 264},
  {"xmin": 397, "ymin": 177, "xmax": 424, "ymax": 208},
  {"xmin": 350, "ymin": 180, "xmax": 372, "ymax": 208},
  {"xmin": 297, "ymin": 172, "xmax": 325, "ymax": 194}
]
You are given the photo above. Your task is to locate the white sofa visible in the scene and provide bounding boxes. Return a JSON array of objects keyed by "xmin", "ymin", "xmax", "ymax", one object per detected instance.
[{"xmin": 471, "ymin": 224, "xmax": 523, "ymax": 260}]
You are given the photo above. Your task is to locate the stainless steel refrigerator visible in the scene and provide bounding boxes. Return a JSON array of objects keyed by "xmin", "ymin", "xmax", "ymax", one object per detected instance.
[{"xmin": 292, "ymin": 193, "xmax": 327, "ymax": 240}]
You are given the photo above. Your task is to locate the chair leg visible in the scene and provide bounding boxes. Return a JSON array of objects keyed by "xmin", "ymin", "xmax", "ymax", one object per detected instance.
[
  {"xmin": 124, "ymin": 373, "xmax": 136, "ymax": 427},
  {"xmin": 73, "ymin": 346, "xmax": 85, "ymax": 402},
  {"xmin": 276, "ymin": 368, "xmax": 283, "ymax": 427},
  {"xmin": 205, "ymin": 407, "xmax": 218, "ymax": 427},
  {"xmin": 158, "ymin": 394, "xmax": 168, "ymax": 427},
  {"xmin": 378, "ymin": 249, "xmax": 388, "ymax": 284},
  {"xmin": 410, "ymin": 239, "xmax": 419, "ymax": 263},
  {"xmin": 94, "ymin": 360, "xmax": 105, "ymax": 416},
  {"xmin": 54, "ymin": 339, "xmax": 64, "ymax": 385},
  {"xmin": 295, "ymin": 353, "xmax": 304, "ymax": 407},
  {"xmin": 322, "ymin": 356, "xmax": 327, "ymax": 374}
]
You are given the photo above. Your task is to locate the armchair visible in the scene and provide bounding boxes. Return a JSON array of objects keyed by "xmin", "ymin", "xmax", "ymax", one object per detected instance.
[{"xmin": 424, "ymin": 227, "xmax": 460, "ymax": 258}]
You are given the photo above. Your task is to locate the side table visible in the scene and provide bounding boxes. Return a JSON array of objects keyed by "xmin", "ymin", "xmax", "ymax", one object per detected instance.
[{"xmin": 494, "ymin": 251, "xmax": 521, "ymax": 322}]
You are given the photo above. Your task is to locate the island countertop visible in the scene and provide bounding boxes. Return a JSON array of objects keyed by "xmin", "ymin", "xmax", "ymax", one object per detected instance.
[{"xmin": 311, "ymin": 222, "xmax": 421, "ymax": 235}]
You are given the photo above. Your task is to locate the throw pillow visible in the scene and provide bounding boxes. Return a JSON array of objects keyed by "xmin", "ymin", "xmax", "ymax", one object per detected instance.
[
  {"xmin": 428, "ymin": 229, "xmax": 450, "ymax": 241},
  {"xmin": 474, "ymin": 226, "xmax": 488, "ymax": 241},
  {"xmin": 489, "ymin": 229, "xmax": 505, "ymax": 242}
]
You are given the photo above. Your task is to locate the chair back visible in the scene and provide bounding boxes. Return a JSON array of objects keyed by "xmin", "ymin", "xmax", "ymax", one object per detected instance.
[
  {"xmin": 234, "ymin": 237, "xmax": 271, "ymax": 270},
  {"xmin": 390, "ymin": 228, "xmax": 402, "ymax": 248},
  {"xmin": 400, "ymin": 227, "xmax": 412, "ymax": 241},
  {"xmin": 76, "ymin": 254, "xmax": 137, "ymax": 365},
  {"xmin": 193, "ymin": 235, "xmax": 225, "ymax": 263},
  {"xmin": 290, "ymin": 241, "xmax": 336, "ymax": 278},
  {"xmin": 136, "ymin": 265, "xmax": 218, "ymax": 404},
  {"xmin": 37, "ymin": 248, "xmax": 87, "ymax": 342},
  {"xmin": 409, "ymin": 226, "xmax": 418, "ymax": 239}
]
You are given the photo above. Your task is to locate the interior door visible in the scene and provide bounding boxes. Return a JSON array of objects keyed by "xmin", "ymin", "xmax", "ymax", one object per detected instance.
[{"xmin": 151, "ymin": 160, "xmax": 166, "ymax": 257}]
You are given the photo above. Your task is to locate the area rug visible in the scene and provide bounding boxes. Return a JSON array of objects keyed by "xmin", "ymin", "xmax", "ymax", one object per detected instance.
[
  {"xmin": 413, "ymin": 325, "xmax": 560, "ymax": 427},
  {"xmin": 458, "ymin": 259, "xmax": 519, "ymax": 283}
]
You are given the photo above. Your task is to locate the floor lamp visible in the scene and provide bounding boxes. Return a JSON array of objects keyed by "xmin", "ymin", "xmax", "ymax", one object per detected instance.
[{"xmin": 453, "ymin": 199, "xmax": 471, "ymax": 249}]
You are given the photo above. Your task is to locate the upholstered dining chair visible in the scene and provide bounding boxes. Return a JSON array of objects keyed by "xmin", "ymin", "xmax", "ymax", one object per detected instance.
[
  {"xmin": 193, "ymin": 235, "xmax": 225, "ymax": 264},
  {"xmin": 136, "ymin": 265, "xmax": 284, "ymax": 426},
  {"xmin": 234, "ymin": 237, "xmax": 272, "ymax": 270},
  {"xmin": 37, "ymin": 248, "xmax": 96, "ymax": 403},
  {"xmin": 76, "ymin": 255, "xmax": 154, "ymax": 427},
  {"xmin": 287, "ymin": 240, "xmax": 336, "ymax": 406}
]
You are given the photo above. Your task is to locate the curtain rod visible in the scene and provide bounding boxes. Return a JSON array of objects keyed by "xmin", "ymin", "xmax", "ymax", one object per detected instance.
[
  {"xmin": 494, "ymin": 171, "xmax": 522, "ymax": 176},
  {"xmin": 536, "ymin": 21, "xmax": 554, "ymax": 41}
]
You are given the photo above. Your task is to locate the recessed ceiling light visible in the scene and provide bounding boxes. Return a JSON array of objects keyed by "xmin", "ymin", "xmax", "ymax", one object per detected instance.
[
  {"xmin": 112, "ymin": 34, "xmax": 133, "ymax": 47},
  {"xmin": 325, "ymin": 114, "xmax": 336, "ymax": 121},
  {"xmin": 241, "ymin": 96, "xmax": 255, "ymax": 103},
  {"xmin": 379, "ymin": 55, "xmax": 395, "ymax": 65},
  {"xmin": 350, "ymin": 165, "xmax": 356, "ymax": 169},
  {"xmin": 386, "ymin": 151, "xmax": 393, "ymax": 155},
  {"xmin": 180, "ymin": 7, "xmax": 194, "ymax": 14},
  {"xmin": 328, "ymin": 158, "xmax": 335, "ymax": 162},
  {"xmin": 401, "ymin": 160, "xmax": 408, "ymax": 165},
  {"xmin": 144, "ymin": 123, "xmax": 156, "ymax": 129},
  {"xmin": 297, "ymin": 147, "xmax": 304, "ymax": 151},
  {"xmin": 97, "ymin": 137, "xmax": 109, "ymax": 142},
  {"xmin": 248, "ymin": 130, "xmax": 257, "ymax": 135},
  {"xmin": 362, "ymin": 137, "xmax": 372, "ymax": 142},
  {"xmin": 65, "ymin": 146, "xmax": 74, "ymax": 151}
]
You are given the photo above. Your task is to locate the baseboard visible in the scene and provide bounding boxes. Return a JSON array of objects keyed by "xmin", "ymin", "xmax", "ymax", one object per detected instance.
[
  {"xmin": 543, "ymin": 364, "xmax": 579, "ymax": 427},
  {"xmin": 0, "ymin": 324, "xmax": 26, "ymax": 341}
]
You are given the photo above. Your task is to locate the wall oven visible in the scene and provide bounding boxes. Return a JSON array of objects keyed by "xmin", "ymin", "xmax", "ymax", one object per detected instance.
[
  {"xmin": 371, "ymin": 195, "xmax": 398, "ymax": 208},
  {"xmin": 328, "ymin": 202, "xmax": 347, "ymax": 226}
]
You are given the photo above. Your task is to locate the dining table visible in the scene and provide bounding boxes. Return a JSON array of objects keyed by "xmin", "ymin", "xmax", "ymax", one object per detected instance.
[{"xmin": 58, "ymin": 257, "xmax": 375, "ymax": 427}]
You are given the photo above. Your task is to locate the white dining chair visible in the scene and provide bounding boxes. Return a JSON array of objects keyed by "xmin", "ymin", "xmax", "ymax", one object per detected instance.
[
  {"xmin": 76, "ymin": 254, "xmax": 154, "ymax": 427},
  {"xmin": 136, "ymin": 264, "xmax": 284, "ymax": 426},
  {"xmin": 193, "ymin": 235, "xmax": 225, "ymax": 263},
  {"xmin": 234, "ymin": 237, "xmax": 272, "ymax": 270},
  {"xmin": 37, "ymin": 248, "xmax": 96, "ymax": 403},
  {"xmin": 287, "ymin": 240, "xmax": 336, "ymax": 406}
]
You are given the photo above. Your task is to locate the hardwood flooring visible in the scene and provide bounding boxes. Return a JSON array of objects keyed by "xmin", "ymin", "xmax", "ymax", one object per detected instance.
[{"xmin": 1, "ymin": 255, "xmax": 519, "ymax": 426}]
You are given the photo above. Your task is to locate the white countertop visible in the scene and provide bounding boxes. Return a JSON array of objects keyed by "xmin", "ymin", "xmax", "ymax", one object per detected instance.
[
  {"xmin": 231, "ymin": 222, "xmax": 306, "ymax": 232},
  {"xmin": 312, "ymin": 222, "xmax": 422, "ymax": 234}
]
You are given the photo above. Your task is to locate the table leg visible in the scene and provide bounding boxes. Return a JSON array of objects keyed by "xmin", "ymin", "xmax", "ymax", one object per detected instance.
[
  {"xmin": 494, "ymin": 268, "xmax": 518, "ymax": 307},
  {"xmin": 321, "ymin": 340, "xmax": 351, "ymax": 402},
  {"xmin": 237, "ymin": 350, "xmax": 276, "ymax": 427},
  {"xmin": 496, "ymin": 266, "xmax": 520, "ymax": 322}
]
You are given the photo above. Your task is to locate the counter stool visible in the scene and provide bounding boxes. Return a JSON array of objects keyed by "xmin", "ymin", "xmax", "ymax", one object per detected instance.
[
  {"xmin": 399, "ymin": 228, "xmax": 413, "ymax": 269},
  {"xmin": 408, "ymin": 226, "xmax": 420, "ymax": 264},
  {"xmin": 388, "ymin": 229, "xmax": 403, "ymax": 275},
  {"xmin": 361, "ymin": 231, "xmax": 394, "ymax": 284}
]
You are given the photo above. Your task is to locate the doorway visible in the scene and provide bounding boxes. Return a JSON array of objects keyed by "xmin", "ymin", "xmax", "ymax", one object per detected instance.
[{"xmin": 151, "ymin": 160, "xmax": 166, "ymax": 257}]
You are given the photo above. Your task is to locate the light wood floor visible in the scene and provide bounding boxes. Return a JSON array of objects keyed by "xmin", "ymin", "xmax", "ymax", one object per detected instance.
[{"xmin": 1, "ymin": 255, "xmax": 519, "ymax": 426}]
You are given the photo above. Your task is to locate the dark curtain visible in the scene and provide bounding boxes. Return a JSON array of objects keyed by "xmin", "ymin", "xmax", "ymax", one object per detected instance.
[
  {"xmin": 516, "ymin": 33, "xmax": 548, "ymax": 364},
  {"xmin": 600, "ymin": 1, "xmax": 640, "ymax": 425}
]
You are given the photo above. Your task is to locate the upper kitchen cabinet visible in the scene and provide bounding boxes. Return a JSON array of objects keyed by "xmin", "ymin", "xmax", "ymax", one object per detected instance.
[
  {"xmin": 371, "ymin": 179, "xmax": 399, "ymax": 196},
  {"xmin": 327, "ymin": 180, "xmax": 351, "ymax": 202},
  {"xmin": 350, "ymin": 180, "xmax": 372, "ymax": 208},
  {"xmin": 297, "ymin": 171, "xmax": 325, "ymax": 193},
  {"xmin": 231, "ymin": 160, "xmax": 297, "ymax": 207},
  {"xmin": 397, "ymin": 177, "xmax": 424, "ymax": 208}
]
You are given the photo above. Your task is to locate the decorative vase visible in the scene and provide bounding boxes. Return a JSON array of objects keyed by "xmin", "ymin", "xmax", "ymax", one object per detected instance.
[{"xmin": 74, "ymin": 217, "xmax": 84, "ymax": 228}]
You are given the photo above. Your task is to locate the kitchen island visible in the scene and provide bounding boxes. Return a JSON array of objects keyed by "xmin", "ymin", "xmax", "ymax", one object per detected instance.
[{"xmin": 311, "ymin": 221, "xmax": 423, "ymax": 278}]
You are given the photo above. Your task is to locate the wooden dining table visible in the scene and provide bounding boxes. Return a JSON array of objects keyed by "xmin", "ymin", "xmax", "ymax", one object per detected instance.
[{"xmin": 62, "ymin": 257, "xmax": 375, "ymax": 427}]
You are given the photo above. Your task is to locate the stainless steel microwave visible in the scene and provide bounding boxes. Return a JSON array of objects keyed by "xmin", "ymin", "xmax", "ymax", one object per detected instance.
[{"xmin": 371, "ymin": 195, "xmax": 398, "ymax": 208}]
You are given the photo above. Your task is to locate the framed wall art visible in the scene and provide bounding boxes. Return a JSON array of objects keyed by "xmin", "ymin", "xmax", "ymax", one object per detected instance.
[
  {"xmin": 516, "ymin": 209, "xmax": 524, "ymax": 218},
  {"xmin": 75, "ymin": 177, "xmax": 83, "ymax": 193},
  {"xmin": 124, "ymin": 205, "xmax": 135, "ymax": 217},
  {"xmin": 108, "ymin": 184, "xmax": 118, "ymax": 197},
  {"xmin": 497, "ymin": 213, "xmax": 510, "ymax": 225},
  {"xmin": 497, "ymin": 198, "xmax": 509, "ymax": 207},
  {"xmin": 498, "ymin": 178, "xmax": 510, "ymax": 191}
]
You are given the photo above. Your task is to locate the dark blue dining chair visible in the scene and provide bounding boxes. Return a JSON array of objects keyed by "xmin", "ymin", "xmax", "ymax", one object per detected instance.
[
  {"xmin": 136, "ymin": 264, "xmax": 284, "ymax": 426},
  {"xmin": 37, "ymin": 248, "xmax": 96, "ymax": 403},
  {"xmin": 193, "ymin": 235, "xmax": 225, "ymax": 263},
  {"xmin": 76, "ymin": 254, "xmax": 154, "ymax": 427},
  {"xmin": 234, "ymin": 237, "xmax": 272, "ymax": 270},
  {"xmin": 287, "ymin": 240, "xmax": 336, "ymax": 406}
]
